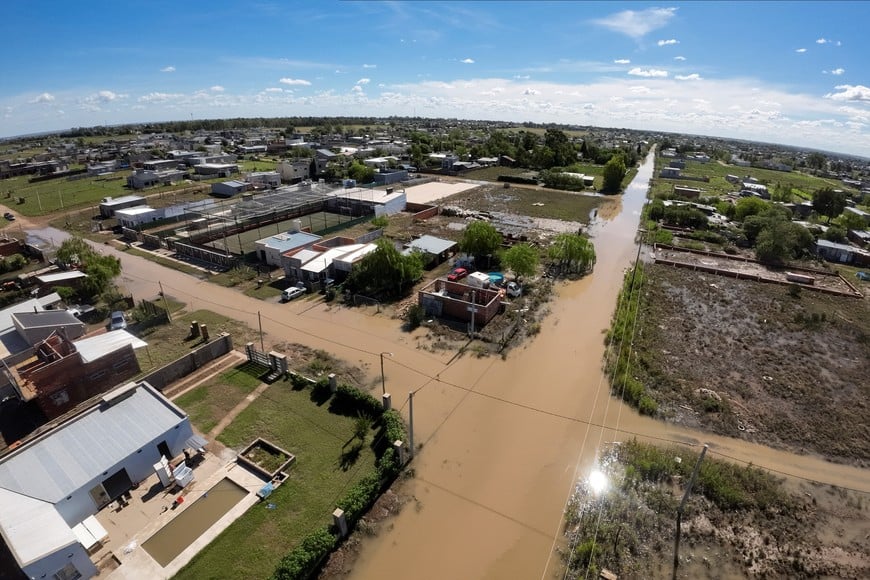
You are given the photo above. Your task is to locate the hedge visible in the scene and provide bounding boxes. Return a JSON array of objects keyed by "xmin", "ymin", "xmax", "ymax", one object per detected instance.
[{"xmin": 269, "ymin": 379, "xmax": 409, "ymax": 580}]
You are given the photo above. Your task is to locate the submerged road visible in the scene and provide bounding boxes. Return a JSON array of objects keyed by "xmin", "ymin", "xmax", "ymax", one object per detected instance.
[{"xmin": 43, "ymin": 152, "xmax": 870, "ymax": 579}]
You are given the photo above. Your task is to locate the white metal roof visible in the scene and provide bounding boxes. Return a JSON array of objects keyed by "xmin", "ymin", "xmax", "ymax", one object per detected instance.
[
  {"xmin": 35, "ymin": 270, "xmax": 88, "ymax": 283},
  {"xmin": 287, "ymin": 248, "xmax": 321, "ymax": 263},
  {"xmin": 0, "ymin": 488, "xmax": 76, "ymax": 567},
  {"xmin": 0, "ymin": 297, "xmax": 45, "ymax": 332},
  {"xmin": 115, "ymin": 206, "xmax": 156, "ymax": 217},
  {"xmin": 334, "ymin": 243, "xmax": 377, "ymax": 265},
  {"xmin": 0, "ymin": 382, "xmax": 188, "ymax": 504},
  {"xmin": 74, "ymin": 330, "xmax": 148, "ymax": 363},
  {"xmin": 301, "ymin": 244, "xmax": 364, "ymax": 273},
  {"xmin": 407, "ymin": 235, "xmax": 458, "ymax": 255}
]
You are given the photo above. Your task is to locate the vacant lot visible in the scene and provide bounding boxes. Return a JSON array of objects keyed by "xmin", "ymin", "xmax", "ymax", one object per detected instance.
[{"xmin": 632, "ymin": 264, "xmax": 870, "ymax": 465}]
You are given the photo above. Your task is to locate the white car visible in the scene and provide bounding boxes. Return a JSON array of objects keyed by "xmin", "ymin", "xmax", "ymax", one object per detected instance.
[
  {"xmin": 282, "ymin": 286, "xmax": 306, "ymax": 301},
  {"xmin": 109, "ymin": 311, "xmax": 127, "ymax": 330},
  {"xmin": 506, "ymin": 282, "xmax": 522, "ymax": 298}
]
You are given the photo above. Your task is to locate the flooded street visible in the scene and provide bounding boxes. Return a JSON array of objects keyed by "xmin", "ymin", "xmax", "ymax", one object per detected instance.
[{"xmin": 58, "ymin": 150, "xmax": 869, "ymax": 580}]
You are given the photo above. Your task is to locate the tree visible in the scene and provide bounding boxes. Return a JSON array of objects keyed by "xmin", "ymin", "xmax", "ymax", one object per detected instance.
[
  {"xmin": 734, "ymin": 196, "xmax": 769, "ymax": 221},
  {"xmin": 347, "ymin": 160, "xmax": 374, "ymax": 184},
  {"xmin": 500, "ymin": 244, "xmax": 539, "ymax": 279},
  {"xmin": 834, "ymin": 209, "xmax": 866, "ymax": 232},
  {"xmin": 602, "ymin": 155, "xmax": 627, "ymax": 193},
  {"xmin": 460, "ymin": 220, "xmax": 502, "ymax": 260},
  {"xmin": 806, "ymin": 152, "xmax": 826, "ymax": 171},
  {"xmin": 548, "ymin": 233, "xmax": 596, "ymax": 276},
  {"xmin": 346, "ymin": 239, "xmax": 423, "ymax": 298},
  {"xmin": 812, "ymin": 188, "xmax": 847, "ymax": 223},
  {"xmin": 56, "ymin": 236, "xmax": 122, "ymax": 301},
  {"xmin": 754, "ymin": 219, "xmax": 813, "ymax": 265}
]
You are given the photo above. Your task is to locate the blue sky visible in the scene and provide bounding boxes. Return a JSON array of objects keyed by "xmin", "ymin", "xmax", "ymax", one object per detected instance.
[{"xmin": 1, "ymin": 1, "xmax": 869, "ymax": 156}]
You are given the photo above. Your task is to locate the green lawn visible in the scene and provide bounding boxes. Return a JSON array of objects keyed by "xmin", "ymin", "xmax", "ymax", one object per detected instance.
[
  {"xmin": 650, "ymin": 157, "xmax": 860, "ymax": 201},
  {"xmin": 174, "ymin": 363, "xmax": 266, "ymax": 433},
  {"xmin": 174, "ymin": 379, "xmax": 379, "ymax": 579}
]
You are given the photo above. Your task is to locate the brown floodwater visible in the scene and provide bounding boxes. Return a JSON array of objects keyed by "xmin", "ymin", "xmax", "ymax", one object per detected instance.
[
  {"xmin": 75, "ymin": 150, "xmax": 869, "ymax": 580},
  {"xmin": 346, "ymin": 152, "xmax": 870, "ymax": 580}
]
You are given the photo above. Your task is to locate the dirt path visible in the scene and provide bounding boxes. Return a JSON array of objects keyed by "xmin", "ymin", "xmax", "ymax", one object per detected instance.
[{"xmin": 208, "ymin": 382, "xmax": 271, "ymax": 439}]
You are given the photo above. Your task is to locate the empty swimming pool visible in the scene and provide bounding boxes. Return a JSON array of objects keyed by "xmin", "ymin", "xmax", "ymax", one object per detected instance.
[{"xmin": 142, "ymin": 478, "xmax": 248, "ymax": 567}]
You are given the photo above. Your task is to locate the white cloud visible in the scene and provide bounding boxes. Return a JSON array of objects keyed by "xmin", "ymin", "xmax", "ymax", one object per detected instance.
[
  {"xmin": 211, "ymin": 85, "xmax": 225, "ymax": 92},
  {"xmin": 524, "ymin": 88, "xmax": 539, "ymax": 95},
  {"xmin": 823, "ymin": 68, "xmax": 845, "ymax": 76},
  {"xmin": 30, "ymin": 92, "xmax": 55, "ymax": 104},
  {"xmin": 279, "ymin": 78, "xmax": 311, "ymax": 86},
  {"xmin": 264, "ymin": 88, "xmax": 284, "ymax": 93},
  {"xmin": 836, "ymin": 40, "xmax": 842, "ymax": 46},
  {"xmin": 356, "ymin": 78, "xmax": 370, "ymax": 85},
  {"xmin": 160, "ymin": 66, "xmax": 176, "ymax": 73},
  {"xmin": 675, "ymin": 73, "xmax": 703, "ymax": 81},
  {"xmin": 630, "ymin": 85, "xmax": 652, "ymax": 94},
  {"xmin": 825, "ymin": 84, "xmax": 870, "ymax": 102},
  {"xmin": 137, "ymin": 92, "xmax": 182, "ymax": 103},
  {"xmin": 592, "ymin": 7, "xmax": 676, "ymax": 39},
  {"xmin": 514, "ymin": 74, "xmax": 530, "ymax": 80},
  {"xmin": 628, "ymin": 67, "xmax": 668, "ymax": 78},
  {"xmin": 352, "ymin": 85, "xmax": 364, "ymax": 94},
  {"xmin": 461, "ymin": 58, "xmax": 475, "ymax": 64},
  {"xmin": 816, "ymin": 38, "xmax": 828, "ymax": 44},
  {"xmin": 795, "ymin": 48, "xmax": 807, "ymax": 53},
  {"xmin": 95, "ymin": 90, "xmax": 122, "ymax": 102},
  {"xmin": 674, "ymin": 56, "xmax": 686, "ymax": 61},
  {"xmin": 614, "ymin": 59, "xmax": 631, "ymax": 64},
  {"xmin": 362, "ymin": 63, "xmax": 377, "ymax": 69},
  {"xmin": 657, "ymin": 39, "xmax": 679, "ymax": 46}
]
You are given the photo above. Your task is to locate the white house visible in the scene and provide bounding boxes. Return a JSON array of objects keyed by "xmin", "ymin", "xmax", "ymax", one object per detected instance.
[{"xmin": 0, "ymin": 381, "xmax": 198, "ymax": 580}]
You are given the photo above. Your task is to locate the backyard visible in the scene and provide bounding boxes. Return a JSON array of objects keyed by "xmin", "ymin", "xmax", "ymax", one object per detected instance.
[{"xmin": 173, "ymin": 369, "xmax": 381, "ymax": 579}]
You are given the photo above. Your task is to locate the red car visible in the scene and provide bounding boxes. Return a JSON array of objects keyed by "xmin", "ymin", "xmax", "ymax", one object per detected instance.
[{"xmin": 447, "ymin": 267, "xmax": 468, "ymax": 281}]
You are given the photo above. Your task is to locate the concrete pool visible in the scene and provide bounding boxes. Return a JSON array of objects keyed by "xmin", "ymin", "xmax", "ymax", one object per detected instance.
[{"xmin": 142, "ymin": 478, "xmax": 248, "ymax": 567}]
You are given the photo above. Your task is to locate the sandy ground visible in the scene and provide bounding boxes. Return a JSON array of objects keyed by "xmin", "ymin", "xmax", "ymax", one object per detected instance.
[{"xmin": 404, "ymin": 181, "xmax": 480, "ymax": 204}]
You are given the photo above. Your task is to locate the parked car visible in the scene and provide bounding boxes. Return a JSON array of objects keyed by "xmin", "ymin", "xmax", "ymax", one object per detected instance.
[
  {"xmin": 506, "ymin": 281, "xmax": 523, "ymax": 298},
  {"xmin": 109, "ymin": 311, "xmax": 127, "ymax": 331},
  {"xmin": 447, "ymin": 267, "xmax": 468, "ymax": 281},
  {"xmin": 282, "ymin": 285, "xmax": 307, "ymax": 301},
  {"xmin": 857, "ymin": 271, "xmax": 870, "ymax": 281},
  {"xmin": 3, "ymin": 212, "xmax": 14, "ymax": 221}
]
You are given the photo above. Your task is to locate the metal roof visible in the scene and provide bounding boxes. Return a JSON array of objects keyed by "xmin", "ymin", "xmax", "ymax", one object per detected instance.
[
  {"xmin": 35, "ymin": 270, "xmax": 87, "ymax": 283},
  {"xmin": 74, "ymin": 330, "xmax": 148, "ymax": 363},
  {"xmin": 407, "ymin": 235, "xmax": 458, "ymax": 255},
  {"xmin": 0, "ymin": 297, "xmax": 46, "ymax": 332},
  {"xmin": 12, "ymin": 310, "xmax": 82, "ymax": 329},
  {"xmin": 0, "ymin": 488, "xmax": 76, "ymax": 567},
  {"xmin": 99, "ymin": 195, "xmax": 145, "ymax": 207},
  {"xmin": 0, "ymin": 382, "xmax": 188, "ymax": 504},
  {"xmin": 257, "ymin": 231, "xmax": 321, "ymax": 252}
]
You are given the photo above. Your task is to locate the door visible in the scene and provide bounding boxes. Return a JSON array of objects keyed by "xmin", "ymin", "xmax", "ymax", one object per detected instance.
[
  {"xmin": 89, "ymin": 484, "xmax": 110, "ymax": 509},
  {"xmin": 102, "ymin": 468, "xmax": 133, "ymax": 501},
  {"xmin": 157, "ymin": 440, "xmax": 171, "ymax": 460}
]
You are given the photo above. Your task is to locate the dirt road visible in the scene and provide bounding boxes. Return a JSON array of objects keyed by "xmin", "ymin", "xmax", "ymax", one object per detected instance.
[{"xmin": 27, "ymin": 154, "xmax": 870, "ymax": 579}]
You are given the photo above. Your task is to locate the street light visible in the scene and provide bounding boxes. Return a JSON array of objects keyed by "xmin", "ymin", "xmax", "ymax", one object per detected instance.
[{"xmin": 379, "ymin": 352, "xmax": 393, "ymax": 394}]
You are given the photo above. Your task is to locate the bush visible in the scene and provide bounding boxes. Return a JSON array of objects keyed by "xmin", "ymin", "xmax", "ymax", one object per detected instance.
[
  {"xmin": 405, "ymin": 303, "xmax": 425, "ymax": 329},
  {"xmin": 271, "ymin": 527, "xmax": 336, "ymax": 580},
  {"xmin": 330, "ymin": 384, "xmax": 384, "ymax": 419}
]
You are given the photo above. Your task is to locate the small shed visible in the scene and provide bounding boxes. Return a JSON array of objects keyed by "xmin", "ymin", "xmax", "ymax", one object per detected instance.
[{"xmin": 404, "ymin": 235, "xmax": 458, "ymax": 267}]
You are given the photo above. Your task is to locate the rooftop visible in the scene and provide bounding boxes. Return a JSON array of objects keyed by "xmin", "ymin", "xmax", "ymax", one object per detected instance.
[
  {"xmin": 256, "ymin": 230, "xmax": 321, "ymax": 252},
  {"xmin": 406, "ymin": 235, "xmax": 458, "ymax": 255},
  {"xmin": 74, "ymin": 330, "xmax": 148, "ymax": 363}
]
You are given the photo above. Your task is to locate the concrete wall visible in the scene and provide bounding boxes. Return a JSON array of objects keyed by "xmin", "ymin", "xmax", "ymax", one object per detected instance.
[
  {"xmin": 24, "ymin": 541, "xmax": 97, "ymax": 580},
  {"xmin": 140, "ymin": 333, "xmax": 234, "ymax": 391},
  {"xmin": 418, "ymin": 279, "xmax": 502, "ymax": 326}
]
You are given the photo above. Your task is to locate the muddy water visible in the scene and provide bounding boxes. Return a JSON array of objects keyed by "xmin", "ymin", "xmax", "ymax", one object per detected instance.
[{"xmin": 348, "ymin": 153, "xmax": 870, "ymax": 580}]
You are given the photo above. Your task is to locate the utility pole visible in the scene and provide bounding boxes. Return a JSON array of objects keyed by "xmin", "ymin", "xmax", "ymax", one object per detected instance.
[
  {"xmin": 673, "ymin": 444, "xmax": 708, "ymax": 580},
  {"xmin": 158, "ymin": 281, "xmax": 172, "ymax": 322},
  {"xmin": 469, "ymin": 290, "xmax": 477, "ymax": 337},
  {"xmin": 258, "ymin": 311, "xmax": 264, "ymax": 351},
  {"xmin": 408, "ymin": 390, "xmax": 415, "ymax": 459},
  {"xmin": 379, "ymin": 352, "xmax": 393, "ymax": 395}
]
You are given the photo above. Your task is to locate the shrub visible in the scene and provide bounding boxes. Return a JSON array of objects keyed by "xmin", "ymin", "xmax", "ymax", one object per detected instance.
[
  {"xmin": 330, "ymin": 384, "xmax": 383, "ymax": 419},
  {"xmin": 406, "ymin": 303, "xmax": 424, "ymax": 329},
  {"xmin": 271, "ymin": 527, "xmax": 336, "ymax": 580}
]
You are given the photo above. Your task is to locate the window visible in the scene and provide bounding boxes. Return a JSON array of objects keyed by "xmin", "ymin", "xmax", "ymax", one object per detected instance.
[{"xmin": 53, "ymin": 563, "xmax": 81, "ymax": 580}]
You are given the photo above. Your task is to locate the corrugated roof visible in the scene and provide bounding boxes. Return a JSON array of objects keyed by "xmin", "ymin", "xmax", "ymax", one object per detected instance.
[
  {"xmin": 35, "ymin": 270, "xmax": 87, "ymax": 283},
  {"xmin": 301, "ymin": 245, "xmax": 364, "ymax": 273},
  {"xmin": 258, "ymin": 231, "xmax": 321, "ymax": 252},
  {"xmin": 74, "ymin": 330, "xmax": 148, "ymax": 363},
  {"xmin": 407, "ymin": 235, "xmax": 457, "ymax": 255},
  {"xmin": 0, "ymin": 298, "xmax": 45, "ymax": 332},
  {"xmin": 0, "ymin": 382, "xmax": 188, "ymax": 504},
  {"xmin": 0, "ymin": 488, "xmax": 75, "ymax": 567}
]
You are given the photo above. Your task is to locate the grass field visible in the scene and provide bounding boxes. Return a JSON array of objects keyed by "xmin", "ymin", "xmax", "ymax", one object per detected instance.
[
  {"xmin": 450, "ymin": 183, "xmax": 609, "ymax": 224},
  {"xmin": 0, "ymin": 171, "xmax": 221, "ymax": 217},
  {"xmin": 650, "ymin": 157, "xmax": 860, "ymax": 201},
  {"xmin": 174, "ymin": 375, "xmax": 379, "ymax": 579},
  {"xmin": 463, "ymin": 161, "xmax": 637, "ymax": 192},
  {"xmin": 174, "ymin": 362, "xmax": 265, "ymax": 433}
]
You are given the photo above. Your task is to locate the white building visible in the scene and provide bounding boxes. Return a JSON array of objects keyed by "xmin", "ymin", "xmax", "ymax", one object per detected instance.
[{"xmin": 0, "ymin": 381, "xmax": 198, "ymax": 580}]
